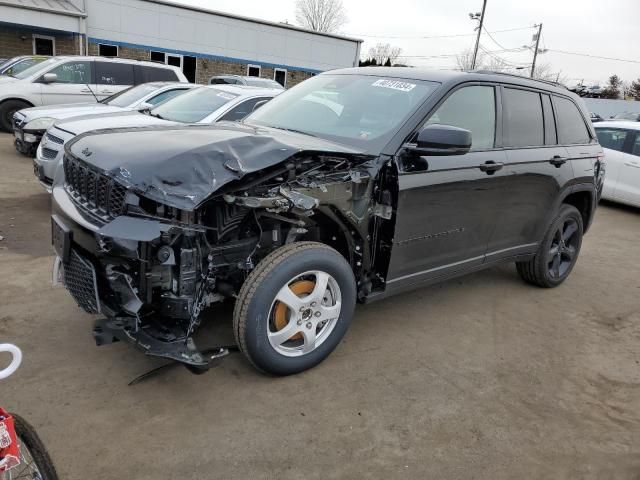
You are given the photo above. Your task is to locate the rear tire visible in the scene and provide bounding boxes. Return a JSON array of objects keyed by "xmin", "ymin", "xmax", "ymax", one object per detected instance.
[
  {"xmin": 516, "ymin": 204, "xmax": 583, "ymax": 288},
  {"xmin": 0, "ymin": 100, "xmax": 30, "ymax": 132},
  {"xmin": 6, "ymin": 413, "xmax": 59, "ymax": 480},
  {"xmin": 233, "ymin": 242, "xmax": 356, "ymax": 376}
]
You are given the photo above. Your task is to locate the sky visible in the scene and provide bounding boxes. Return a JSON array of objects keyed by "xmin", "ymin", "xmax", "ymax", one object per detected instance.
[{"xmin": 170, "ymin": 0, "xmax": 639, "ymax": 87}]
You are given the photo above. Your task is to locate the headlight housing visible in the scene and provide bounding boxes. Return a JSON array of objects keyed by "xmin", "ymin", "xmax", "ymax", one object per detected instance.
[{"xmin": 24, "ymin": 117, "xmax": 56, "ymax": 131}]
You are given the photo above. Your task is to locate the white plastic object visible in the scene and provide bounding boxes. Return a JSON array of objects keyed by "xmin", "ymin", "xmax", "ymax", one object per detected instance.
[{"xmin": 0, "ymin": 344, "xmax": 22, "ymax": 380}]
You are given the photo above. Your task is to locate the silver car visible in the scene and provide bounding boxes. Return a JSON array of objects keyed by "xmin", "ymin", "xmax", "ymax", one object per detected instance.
[
  {"xmin": 34, "ymin": 84, "xmax": 281, "ymax": 191},
  {"xmin": 15, "ymin": 82, "xmax": 195, "ymax": 156}
]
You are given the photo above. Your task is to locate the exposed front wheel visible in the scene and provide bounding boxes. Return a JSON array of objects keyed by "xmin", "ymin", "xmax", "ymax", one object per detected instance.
[
  {"xmin": 0, "ymin": 100, "xmax": 29, "ymax": 132},
  {"xmin": 516, "ymin": 204, "xmax": 584, "ymax": 288},
  {"xmin": 233, "ymin": 242, "xmax": 356, "ymax": 375}
]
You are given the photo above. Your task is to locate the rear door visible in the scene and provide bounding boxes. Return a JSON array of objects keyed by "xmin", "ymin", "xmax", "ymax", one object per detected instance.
[
  {"xmin": 94, "ymin": 61, "xmax": 135, "ymax": 99},
  {"xmin": 386, "ymin": 84, "xmax": 509, "ymax": 289},
  {"xmin": 39, "ymin": 60, "xmax": 95, "ymax": 105},
  {"xmin": 616, "ymin": 131, "xmax": 640, "ymax": 205},
  {"xmin": 486, "ymin": 87, "xmax": 572, "ymax": 258}
]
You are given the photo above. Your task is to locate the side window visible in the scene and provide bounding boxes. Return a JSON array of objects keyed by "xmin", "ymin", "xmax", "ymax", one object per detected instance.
[
  {"xmin": 134, "ymin": 66, "xmax": 179, "ymax": 84},
  {"xmin": 426, "ymin": 85, "xmax": 496, "ymax": 150},
  {"xmin": 595, "ymin": 128, "xmax": 628, "ymax": 152},
  {"xmin": 147, "ymin": 88, "xmax": 189, "ymax": 106},
  {"xmin": 503, "ymin": 88, "xmax": 544, "ymax": 148},
  {"xmin": 630, "ymin": 132, "xmax": 640, "ymax": 156},
  {"xmin": 219, "ymin": 97, "xmax": 270, "ymax": 122},
  {"xmin": 554, "ymin": 96, "xmax": 591, "ymax": 145},
  {"xmin": 95, "ymin": 62, "xmax": 134, "ymax": 85},
  {"xmin": 541, "ymin": 94, "xmax": 557, "ymax": 145},
  {"xmin": 46, "ymin": 61, "xmax": 92, "ymax": 84}
]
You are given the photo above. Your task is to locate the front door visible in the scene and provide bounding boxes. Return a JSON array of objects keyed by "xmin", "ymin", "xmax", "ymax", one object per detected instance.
[
  {"xmin": 617, "ymin": 132, "xmax": 640, "ymax": 205},
  {"xmin": 386, "ymin": 84, "xmax": 508, "ymax": 291},
  {"xmin": 39, "ymin": 60, "xmax": 96, "ymax": 105}
]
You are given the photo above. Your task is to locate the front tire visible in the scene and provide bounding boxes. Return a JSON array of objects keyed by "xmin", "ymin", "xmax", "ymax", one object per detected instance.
[
  {"xmin": 516, "ymin": 204, "xmax": 583, "ymax": 288},
  {"xmin": 0, "ymin": 100, "xmax": 30, "ymax": 132},
  {"xmin": 233, "ymin": 242, "xmax": 356, "ymax": 375}
]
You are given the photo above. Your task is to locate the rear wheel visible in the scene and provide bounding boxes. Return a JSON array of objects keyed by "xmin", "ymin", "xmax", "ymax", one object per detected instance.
[
  {"xmin": 0, "ymin": 100, "xmax": 29, "ymax": 132},
  {"xmin": 1, "ymin": 413, "xmax": 59, "ymax": 480},
  {"xmin": 233, "ymin": 242, "xmax": 356, "ymax": 375},
  {"xmin": 516, "ymin": 204, "xmax": 583, "ymax": 288}
]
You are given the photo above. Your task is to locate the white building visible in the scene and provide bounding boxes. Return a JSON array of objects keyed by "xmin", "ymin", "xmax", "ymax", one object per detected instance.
[{"xmin": 0, "ymin": 0, "xmax": 362, "ymax": 86}]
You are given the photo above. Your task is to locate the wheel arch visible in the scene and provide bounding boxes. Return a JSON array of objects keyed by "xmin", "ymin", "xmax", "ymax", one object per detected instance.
[
  {"xmin": 560, "ymin": 185, "xmax": 595, "ymax": 233},
  {"xmin": 0, "ymin": 97, "xmax": 36, "ymax": 108}
]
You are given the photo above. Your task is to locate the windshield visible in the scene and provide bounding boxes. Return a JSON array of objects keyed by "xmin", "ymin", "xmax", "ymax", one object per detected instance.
[
  {"xmin": 104, "ymin": 84, "xmax": 160, "ymax": 107},
  {"xmin": 2, "ymin": 57, "xmax": 48, "ymax": 76},
  {"xmin": 245, "ymin": 74, "xmax": 440, "ymax": 153},
  {"xmin": 13, "ymin": 58, "xmax": 59, "ymax": 79},
  {"xmin": 150, "ymin": 87, "xmax": 238, "ymax": 123}
]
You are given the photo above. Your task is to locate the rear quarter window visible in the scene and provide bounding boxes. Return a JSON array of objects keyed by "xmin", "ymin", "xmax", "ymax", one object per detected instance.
[
  {"xmin": 554, "ymin": 96, "xmax": 591, "ymax": 145},
  {"xmin": 134, "ymin": 65, "xmax": 179, "ymax": 84}
]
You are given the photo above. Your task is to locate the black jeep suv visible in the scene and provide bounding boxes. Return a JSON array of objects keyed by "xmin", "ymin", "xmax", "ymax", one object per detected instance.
[{"xmin": 51, "ymin": 68, "xmax": 604, "ymax": 375}]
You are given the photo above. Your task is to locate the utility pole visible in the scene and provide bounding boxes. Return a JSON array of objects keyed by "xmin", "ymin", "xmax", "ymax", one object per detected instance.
[
  {"xmin": 530, "ymin": 23, "xmax": 543, "ymax": 78},
  {"xmin": 470, "ymin": 0, "xmax": 487, "ymax": 70}
]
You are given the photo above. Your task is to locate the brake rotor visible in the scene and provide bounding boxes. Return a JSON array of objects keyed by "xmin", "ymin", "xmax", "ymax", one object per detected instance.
[{"xmin": 273, "ymin": 279, "xmax": 316, "ymax": 341}]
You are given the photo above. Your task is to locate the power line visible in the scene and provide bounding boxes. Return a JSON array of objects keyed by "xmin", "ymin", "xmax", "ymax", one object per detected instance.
[
  {"xmin": 548, "ymin": 49, "xmax": 640, "ymax": 64},
  {"xmin": 346, "ymin": 25, "xmax": 537, "ymax": 40},
  {"xmin": 396, "ymin": 45, "xmax": 529, "ymax": 59},
  {"xmin": 482, "ymin": 26, "xmax": 509, "ymax": 50}
]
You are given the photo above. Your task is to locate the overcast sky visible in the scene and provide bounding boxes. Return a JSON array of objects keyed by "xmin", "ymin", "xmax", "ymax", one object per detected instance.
[{"xmin": 172, "ymin": 0, "xmax": 639, "ymax": 86}]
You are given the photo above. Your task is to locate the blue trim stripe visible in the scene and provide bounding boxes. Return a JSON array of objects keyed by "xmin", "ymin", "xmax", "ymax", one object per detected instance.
[{"xmin": 88, "ymin": 37, "xmax": 323, "ymax": 74}]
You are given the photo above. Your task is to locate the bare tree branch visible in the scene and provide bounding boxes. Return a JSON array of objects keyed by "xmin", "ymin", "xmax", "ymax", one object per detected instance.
[
  {"xmin": 295, "ymin": 0, "xmax": 347, "ymax": 33},
  {"xmin": 368, "ymin": 43, "xmax": 403, "ymax": 65}
]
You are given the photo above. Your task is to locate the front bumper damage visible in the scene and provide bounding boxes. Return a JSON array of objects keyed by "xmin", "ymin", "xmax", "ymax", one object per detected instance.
[
  {"xmin": 51, "ymin": 188, "xmax": 233, "ymax": 371},
  {"xmin": 13, "ymin": 128, "xmax": 43, "ymax": 157}
]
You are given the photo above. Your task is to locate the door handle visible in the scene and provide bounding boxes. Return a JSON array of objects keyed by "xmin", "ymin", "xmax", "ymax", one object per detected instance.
[
  {"xmin": 100, "ymin": 90, "xmax": 114, "ymax": 94},
  {"xmin": 80, "ymin": 89, "xmax": 92, "ymax": 93},
  {"xmin": 478, "ymin": 161, "xmax": 504, "ymax": 174},
  {"xmin": 549, "ymin": 155, "xmax": 567, "ymax": 167}
]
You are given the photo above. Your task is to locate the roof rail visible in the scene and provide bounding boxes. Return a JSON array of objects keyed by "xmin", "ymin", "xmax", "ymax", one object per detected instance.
[{"xmin": 471, "ymin": 70, "xmax": 568, "ymax": 90}]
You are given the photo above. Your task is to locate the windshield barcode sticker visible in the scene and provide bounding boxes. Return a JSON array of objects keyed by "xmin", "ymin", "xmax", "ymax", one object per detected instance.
[{"xmin": 372, "ymin": 79, "xmax": 416, "ymax": 92}]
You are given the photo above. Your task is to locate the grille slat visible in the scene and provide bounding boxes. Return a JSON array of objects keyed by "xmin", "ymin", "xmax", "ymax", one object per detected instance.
[
  {"xmin": 46, "ymin": 133, "xmax": 64, "ymax": 145},
  {"xmin": 63, "ymin": 250, "xmax": 100, "ymax": 314},
  {"xmin": 41, "ymin": 147, "xmax": 58, "ymax": 159},
  {"xmin": 63, "ymin": 156, "xmax": 127, "ymax": 220}
]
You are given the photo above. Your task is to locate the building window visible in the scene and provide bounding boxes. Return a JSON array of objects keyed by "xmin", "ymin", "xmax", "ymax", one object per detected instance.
[
  {"xmin": 247, "ymin": 64, "xmax": 261, "ymax": 77},
  {"xmin": 274, "ymin": 68, "xmax": 287, "ymax": 87},
  {"xmin": 150, "ymin": 51, "xmax": 166, "ymax": 63},
  {"xmin": 98, "ymin": 44, "xmax": 118, "ymax": 57},
  {"xmin": 33, "ymin": 35, "xmax": 55, "ymax": 56}
]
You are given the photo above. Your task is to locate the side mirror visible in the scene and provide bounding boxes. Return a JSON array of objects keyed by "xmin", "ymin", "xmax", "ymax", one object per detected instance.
[
  {"xmin": 137, "ymin": 102, "xmax": 154, "ymax": 112},
  {"xmin": 406, "ymin": 124, "xmax": 472, "ymax": 157},
  {"xmin": 42, "ymin": 73, "xmax": 58, "ymax": 84},
  {"xmin": 252, "ymin": 100, "xmax": 269, "ymax": 112}
]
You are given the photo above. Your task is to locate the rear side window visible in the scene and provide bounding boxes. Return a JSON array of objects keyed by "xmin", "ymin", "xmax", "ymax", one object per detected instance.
[
  {"xmin": 595, "ymin": 128, "xmax": 628, "ymax": 152},
  {"xmin": 503, "ymin": 88, "xmax": 544, "ymax": 147},
  {"xmin": 95, "ymin": 62, "xmax": 134, "ymax": 85},
  {"xmin": 632, "ymin": 134, "xmax": 640, "ymax": 157},
  {"xmin": 219, "ymin": 97, "xmax": 271, "ymax": 122},
  {"xmin": 426, "ymin": 85, "xmax": 496, "ymax": 150},
  {"xmin": 554, "ymin": 97, "xmax": 591, "ymax": 145},
  {"xmin": 134, "ymin": 65, "xmax": 179, "ymax": 84}
]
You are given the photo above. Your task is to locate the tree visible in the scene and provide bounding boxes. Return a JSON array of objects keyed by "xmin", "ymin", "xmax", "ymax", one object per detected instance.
[
  {"xmin": 601, "ymin": 74, "xmax": 622, "ymax": 99},
  {"xmin": 368, "ymin": 43, "xmax": 403, "ymax": 66},
  {"xmin": 295, "ymin": 0, "xmax": 347, "ymax": 33},
  {"xmin": 531, "ymin": 62, "xmax": 567, "ymax": 85},
  {"xmin": 628, "ymin": 78, "xmax": 640, "ymax": 100},
  {"xmin": 455, "ymin": 48, "xmax": 484, "ymax": 71}
]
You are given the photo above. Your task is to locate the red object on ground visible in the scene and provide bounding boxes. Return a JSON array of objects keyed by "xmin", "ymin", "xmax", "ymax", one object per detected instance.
[{"xmin": 0, "ymin": 408, "xmax": 20, "ymax": 472}]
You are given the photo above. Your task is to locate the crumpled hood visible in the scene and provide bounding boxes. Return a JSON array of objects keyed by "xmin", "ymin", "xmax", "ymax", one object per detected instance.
[
  {"xmin": 56, "ymin": 111, "xmax": 173, "ymax": 135},
  {"xmin": 67, "ymin": 123, "xmax": 368, "ymax": 210},
  {"xmin": 22, "ymin": 103, "xmax": 127, "ymax": 123}
]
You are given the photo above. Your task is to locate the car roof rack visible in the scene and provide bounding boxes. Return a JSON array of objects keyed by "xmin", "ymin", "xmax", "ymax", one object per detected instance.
[{"xmin": 471, "ymin": 70, "xmax": 568, "ymax": 90}]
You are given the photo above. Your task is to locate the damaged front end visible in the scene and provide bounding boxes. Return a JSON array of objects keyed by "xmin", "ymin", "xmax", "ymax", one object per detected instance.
[{"xmin": 51, "ymin": 124, "xmax": 391, "ymax": 370}]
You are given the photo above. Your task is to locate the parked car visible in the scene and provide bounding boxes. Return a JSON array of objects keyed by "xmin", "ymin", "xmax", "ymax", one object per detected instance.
[
  {"xmin": 34, "ymin": 84, "xmax": 280, "ymax": 190},
  {"xmin": 50, "ymin": 68, "xmax": 603, "ymax": 375},
  {"xmin": 209, "ymin": 75, "xmax": 284, "ymax": 90},
  {"xmin": 0, "ymin": 55, "xmax": 49, "ymax": 77},
  {"xmin": 584, "ymin": 85, "xmax": 605, "ymax": 98},
  {"xmin": 608, "ymin": 112, "xmax": 640, "ymax": 122},
  {"xmin": 0, "ymin": 56, "xmax": 186, "ymax": 132},
  {"xmin": 594, "ymin": 121, "xmax": 640, "ymax": 207},
  {"xmin": 14, "ymin": 82, "xmax": 195, "ymax": 156},
  {"xmin": 590, "ymin": 112, "xmax": 604, "ymax": 123}
]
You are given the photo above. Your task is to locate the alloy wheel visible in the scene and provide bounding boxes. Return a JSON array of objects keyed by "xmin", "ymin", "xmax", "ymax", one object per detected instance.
[{"xmin": 547, "ymin": 218, "xmax": 579, "ymax": 279}]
